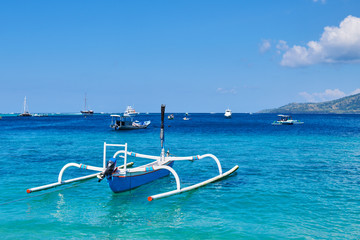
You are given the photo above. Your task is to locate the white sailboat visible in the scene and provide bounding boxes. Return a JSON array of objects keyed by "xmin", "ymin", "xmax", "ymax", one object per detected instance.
[
  {"xmin": 81, "ymin": 94, "xmax": 94, "ymax": 115},
  {"xmin": 18, "ymin": 96, "xmax": 32, "ymax": 117}
]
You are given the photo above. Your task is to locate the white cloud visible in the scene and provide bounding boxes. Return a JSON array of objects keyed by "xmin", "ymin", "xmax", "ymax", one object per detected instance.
[
  {"xmin": 259, "ymin": 39, "xmax": 271, "ymax": 53},
  {"xmin": 276, "ymin": 40, "xmax": 289, "ymax": 51},
  {"xmin": 299, "ymin": 88, "xmax": 360, "ymax": 102},
  {"xmin": 299, "ymin": 91, "xmax": 317, "ymax": 102},
  {"xmin": 350, "ymin": 88, "xmax": 360, "ymax": 95},
  {"xmin": 276, "ymin": 40, "xmax": 289, "ymax": 54},
  {"xmin": 281, "ymin": 15, "xmax": 360, "ymax": 67},
  {"xmin": 216, "ymin": 87, "xmax": 237, "ymax": 95}
]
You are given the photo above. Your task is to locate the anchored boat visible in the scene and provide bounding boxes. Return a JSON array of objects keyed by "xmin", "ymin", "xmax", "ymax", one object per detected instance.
[
  {"xmin": 124, "ymin": 106, "xmax": 138, "ymax": 116},
  {"xmin": 224, "ymin": 108, "xmax": 232, "ymax": 118},
  {"xmin": 272, "ymin": 115, "xmax": 304, "ymax": 125},
  {"xmin": 110, "ymin": 105, "xmax": 150, "ymax": 130},
  {"xmin": 80, "ymin": 94, "xmax": 94, "ymax": 115},
  {"xmin": 27, "ymin": 105, "xmax": 238, "ymax": 201},
  {"xmin": 110, "ymin": 114, "xmax": 151, "ymax": 130},
  {"xmin": 18, "ymin": 96, "xmax": 32, "ymax": 117},
  {"xmin": 183, "ymin": 112, "xmax": 190, "ymax": 120}
]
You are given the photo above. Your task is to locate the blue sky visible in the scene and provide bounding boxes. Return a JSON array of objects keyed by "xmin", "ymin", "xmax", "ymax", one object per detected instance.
[{"xmin": 1, "ymin": 0, "xmax": 360, "ymax": 113}]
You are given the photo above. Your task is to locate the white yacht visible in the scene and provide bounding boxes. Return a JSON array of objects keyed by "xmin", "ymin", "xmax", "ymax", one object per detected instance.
[
  {"xmin": 124, "ymin": 106, "xmax": 138, "ymax": 116},
  {"xmin": 224, "ymin": 108, "xmax": 232, "ymax": 118}
]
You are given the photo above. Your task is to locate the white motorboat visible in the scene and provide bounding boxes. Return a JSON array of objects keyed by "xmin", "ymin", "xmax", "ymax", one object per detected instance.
[
  {"xmin": 224, "ymin": 108, "xmax": 232, "ymax": 118},
  {"xmin": 272, "ymin": 115, "xmax": 304, "ymax": 125},
  {"xmin": 124, "ymin": 106, "xmax": 138, "ymax": 116}
]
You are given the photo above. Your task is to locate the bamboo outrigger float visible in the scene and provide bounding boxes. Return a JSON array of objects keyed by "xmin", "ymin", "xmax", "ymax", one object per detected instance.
[{"xmin": 27, "ymin": 105, "xmax": 238, "ymax": 201}]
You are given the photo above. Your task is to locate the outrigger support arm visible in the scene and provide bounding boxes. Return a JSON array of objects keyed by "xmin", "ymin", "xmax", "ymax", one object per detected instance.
[
  {"xmin": 145, "ymin": 153, "xmax": 237, "ymax": 201},
  {"xmin": 154, "ymin": 165, "xmax": 181, "ymax": 191},
  {"xmin": 27, "ymin": 162, "xmax": 134, "ymax": 194},
  {"xmin": 58, "ymin": 163, "xmax": 103, "ymax": 183},
  {"xmin": 148, "ymin": 165, "xmax": 239, "ymax": 201},
  {"xmin": 166, "ymin": 154, "xmax": 223, "ymax": 175}
]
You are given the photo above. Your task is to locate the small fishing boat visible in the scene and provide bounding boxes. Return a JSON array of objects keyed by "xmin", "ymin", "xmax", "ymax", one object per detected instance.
[
  {"xmin": 18, "ymin": 96, "xmax": 32, "ymax": 117},
  {"xmin": 27, "ymin": 105, "xmax": 238, "ymax": 201},
  {"xmin": 183, "ymin": 113, "xmax": 190, "ymax": 120},
  {"xmin": 168, "ymin": 114, "xmax": 174, "ymax": 120},
  {"xmin": 33, "ymin": 113, "xmax": 49, "ymax": 117},
  {"xmin": 81, "ymin": 94, "xmax": 94, "ymax": 115},
  {"xmin": 224, "ymin": 108, "xmax": 232, "ymax": 118},
  {"xmin": 272, "ymin": 115, "xmax": 304, "ymax": 125},
  {"xmin": 110, "ymin": 114, "xmax": 150, "ymax": 130}
]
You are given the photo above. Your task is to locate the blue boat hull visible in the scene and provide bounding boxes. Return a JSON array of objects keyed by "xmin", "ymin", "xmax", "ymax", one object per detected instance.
[{"xmin": 108, "ymin": 161, "xmax": 174, "ymax": 193}]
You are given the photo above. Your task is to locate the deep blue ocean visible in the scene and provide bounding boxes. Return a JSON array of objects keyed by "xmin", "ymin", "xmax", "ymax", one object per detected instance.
[{"xmin": 1, "ymin": 113, "xmax": 360, "ymax": 239}]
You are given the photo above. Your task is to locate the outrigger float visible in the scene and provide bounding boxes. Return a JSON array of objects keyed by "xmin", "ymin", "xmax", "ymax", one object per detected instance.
[{"xmin": 27, "ymin": 105, "xmax": 238, "ymax": 201}]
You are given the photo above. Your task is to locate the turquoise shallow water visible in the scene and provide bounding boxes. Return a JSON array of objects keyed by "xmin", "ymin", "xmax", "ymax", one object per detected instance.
[{"xmin": 1, "ymin": 113, "xmax": 360, "ymax": 239}]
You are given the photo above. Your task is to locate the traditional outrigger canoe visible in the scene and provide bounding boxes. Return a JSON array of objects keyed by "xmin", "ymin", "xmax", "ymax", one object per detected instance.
[{"xmin": 27, "ymin": 105, "xmax": 238, "ymax": 201}]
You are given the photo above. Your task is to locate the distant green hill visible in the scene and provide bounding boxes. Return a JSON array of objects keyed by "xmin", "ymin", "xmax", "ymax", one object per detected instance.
[{"xmin": 259, "ymin": 93, "xmax": 360, "ymax": 114}]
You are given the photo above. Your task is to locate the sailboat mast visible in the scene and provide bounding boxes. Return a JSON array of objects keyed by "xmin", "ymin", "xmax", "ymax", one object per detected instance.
[
  {"xmin": 84, "ymin": 94, "xmax": 87, "ymax": 111},
  {"xmin": 23, "ymin": 96, "xmax": 26, "ymax": 113}
]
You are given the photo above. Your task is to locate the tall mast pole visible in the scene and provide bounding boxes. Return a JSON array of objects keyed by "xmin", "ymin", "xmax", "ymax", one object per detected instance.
[
  {"xmin": 160, "ymin": 104, "xmax": 165, "ymax": 160},
  {"xmin": 24, "ymin": 96, "xmax": 26, "ymax": 113},
  {"xmin": 84, "ymin": 93, "xmax": 87, "ymax": 111}
]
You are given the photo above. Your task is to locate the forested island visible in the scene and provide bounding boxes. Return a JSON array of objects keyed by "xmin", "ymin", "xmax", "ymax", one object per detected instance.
[{"xmin": 259, "ymin": 93, "xmax": 360, "ymax": 114}]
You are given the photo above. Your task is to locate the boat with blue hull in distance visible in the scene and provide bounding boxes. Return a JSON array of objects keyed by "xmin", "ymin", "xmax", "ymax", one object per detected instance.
[{"xmin": 272, "ymin": 115, "xmax": 304, "ymax": 125}]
